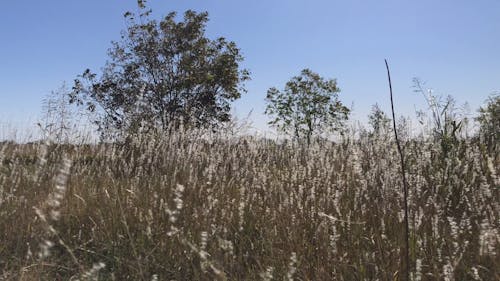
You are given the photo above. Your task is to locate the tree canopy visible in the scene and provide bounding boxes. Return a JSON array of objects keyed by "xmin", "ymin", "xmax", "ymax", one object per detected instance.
[
  {"xmin": 265, "ymin": 69, "xmax": 350, "ymax": 144},
  {"xmin": 368, "ymin": 103, "xmax": 390, "ymax": 137},
  {"xmin": 476, "ymin": 93, "xmax": 500, "ymax": 154},
  {"xmin": 70, "ymin": 7, "xmax": 249, "ymax": 139}
]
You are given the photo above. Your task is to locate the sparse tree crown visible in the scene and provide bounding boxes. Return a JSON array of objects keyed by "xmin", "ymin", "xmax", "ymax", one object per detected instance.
[
  {"xmin": 70, "ymin": 6, "xmax": 250, "ymax": 139},
  {"xmin": 476, "ymin": 93, "xmax": 500, "ymax": 154},
  {"xmin": 368, "ymin": 103, "xmax": 390, "ymax": 136},
  {"xmin": 265, "ymin": 69, "xmax": 350, "ymax": 144}
]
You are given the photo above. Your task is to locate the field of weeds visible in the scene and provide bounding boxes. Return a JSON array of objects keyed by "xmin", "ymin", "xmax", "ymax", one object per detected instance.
[{"xmin": 0, "ymin": 130, "xmax": 498, "ymax": 280}]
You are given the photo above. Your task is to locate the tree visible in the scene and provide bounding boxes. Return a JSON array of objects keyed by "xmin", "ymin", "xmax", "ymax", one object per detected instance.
[
  {"xmin": 476, "ymin": 93, "xmax": 500, "ymax": 154},
  {"xmin": 70, "ymin": 6, "xmax": 250, "ymax": 139},
  {"xmin": 368, "ymin": 103, "xmax": 390, "ymax": 137},
  {"xmin": 265, "ymin": 69, "xmax": 350, "ymax": 144}
]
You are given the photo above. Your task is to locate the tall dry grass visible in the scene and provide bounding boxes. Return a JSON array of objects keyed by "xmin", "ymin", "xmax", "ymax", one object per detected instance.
[{"xmin": 0, "ymin": 128, "xmax": 498, "ymax": 280}]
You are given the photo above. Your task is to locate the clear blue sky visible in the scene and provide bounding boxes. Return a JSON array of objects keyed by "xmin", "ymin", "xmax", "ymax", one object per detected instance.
[{"xmin": 1, "ymin": 0, "xmax": 499, "ymax": 135}]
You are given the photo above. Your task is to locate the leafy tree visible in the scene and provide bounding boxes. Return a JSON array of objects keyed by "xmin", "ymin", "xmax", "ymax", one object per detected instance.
[
  {"xmin": 265, "ymin": 69, "xmax": 350, "ymax": 144},
  {"xmin": 70, "ymin": 6, "xmax": 250, "ymax": 139},
  {"xmin": 368, "ymin": 103, "xmax": 390, "ymax": 137},
  {"xmin": 476, "ymin": 93, "xmax": 500, "ymax": 154}
]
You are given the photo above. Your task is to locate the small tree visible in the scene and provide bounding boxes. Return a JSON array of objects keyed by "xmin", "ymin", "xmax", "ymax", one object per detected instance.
[
  {"xmin": 70, "ymin": 5, "xmax": 249, "ymax": 139},
  {"xmin": 265, "ymin": 69, "xmax": 350, "ymax": 144},
  {"xmin": 368, "ymin": 103, "xmax": 391, "ymax": 137},
  {"xmin": 476, "ymin": 93, "xmax": 500, "ymax": 154}
]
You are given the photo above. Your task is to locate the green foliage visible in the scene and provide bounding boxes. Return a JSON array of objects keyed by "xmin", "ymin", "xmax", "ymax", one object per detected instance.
[
  {"xmin": 70, "ymin": 6, "xmax": 250, "ymax": 139},
  {"xmin": 368, "ymin": 103, "xmax": 390, "ymax": 137},
  {"xmin": 476, "ymin": 93, "xmax": 500, "ymax": 155},
  {"xmin": 265, "ymin": 69, "xmax": 350, "ymax": 144}
]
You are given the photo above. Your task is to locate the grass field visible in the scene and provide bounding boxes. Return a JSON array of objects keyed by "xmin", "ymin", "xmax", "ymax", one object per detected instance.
[{"xmin": 0, "ymin": 129, "xmax": 498, "ymax": 280}]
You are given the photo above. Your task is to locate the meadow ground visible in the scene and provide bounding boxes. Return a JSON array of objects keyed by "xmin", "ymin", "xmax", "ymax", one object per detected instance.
[{"xmin": 0, "ymin": 130, "xmax": 498, "ymax": 280}]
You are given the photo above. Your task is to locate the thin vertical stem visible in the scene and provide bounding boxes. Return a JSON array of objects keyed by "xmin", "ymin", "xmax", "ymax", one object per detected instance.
[{"xmin": 385, "ymin": 59, "xmax": 410, "ymax": 281}]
